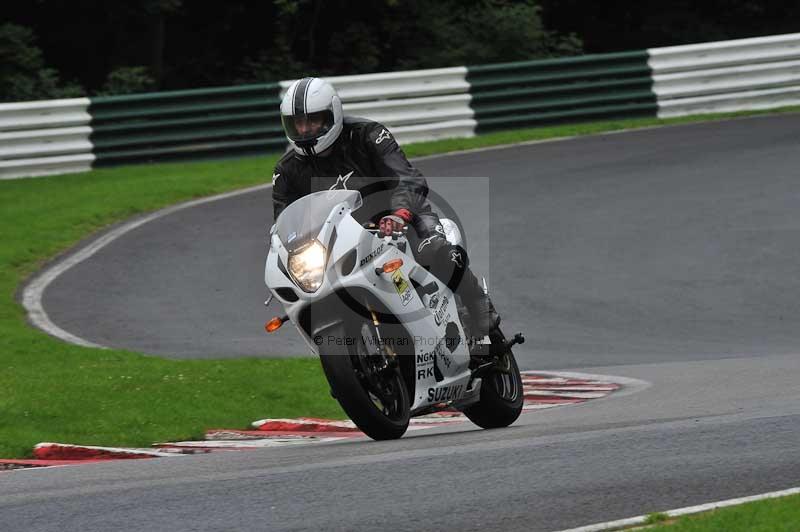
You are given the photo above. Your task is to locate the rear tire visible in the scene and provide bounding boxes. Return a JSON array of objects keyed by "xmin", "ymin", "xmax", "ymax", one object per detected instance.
[
  {"xmin": 463, "ymin": 348, "xmax": 523, "ymax": 429},
  {"xmin": 318, "ymin": 321, "xmax": 410, "ymax": 440}
]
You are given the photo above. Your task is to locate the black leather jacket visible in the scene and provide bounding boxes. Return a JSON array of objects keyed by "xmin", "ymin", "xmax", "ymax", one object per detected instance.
[{"xmin": 272, "ymin": 117, "xmax": 433, "ymax": 224}]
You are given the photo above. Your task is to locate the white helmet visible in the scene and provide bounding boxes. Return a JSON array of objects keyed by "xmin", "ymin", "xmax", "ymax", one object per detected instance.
[{"xmin": 280, "ymin": 77, "xmax": 343, "ymax": 156}]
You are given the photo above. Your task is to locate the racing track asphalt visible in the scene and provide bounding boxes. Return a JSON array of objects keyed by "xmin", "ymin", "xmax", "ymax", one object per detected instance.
[
  {"xmin": 40, "ymin": 113, "xmax": 800, "ymax": 367},
  {"xmin": 7, "ymin": 113, "xmax": 800, "ymax": 531}
]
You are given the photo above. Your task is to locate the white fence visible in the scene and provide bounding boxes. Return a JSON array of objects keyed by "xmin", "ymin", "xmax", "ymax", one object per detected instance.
[
  {"xmin": 280, "ymin": 67, "xmax": 476, "ymax": 145},
  {"xmin": 0, "ymin": 98, "xmax": 95, "ymax": 179},
  {"xmin": 649, "ymin": 33, "xmax": 800, "ymax": 118}
]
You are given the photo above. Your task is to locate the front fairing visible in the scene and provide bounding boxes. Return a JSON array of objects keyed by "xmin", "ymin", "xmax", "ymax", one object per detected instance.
[{"xmin": 264, "ymin": 190, "xmax": 477, "ymax": 412}]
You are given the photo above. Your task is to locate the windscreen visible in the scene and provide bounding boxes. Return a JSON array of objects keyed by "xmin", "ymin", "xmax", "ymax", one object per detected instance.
[{"xmin": 275, "ymin": 190, "xmax": 362, "ymax": 249}]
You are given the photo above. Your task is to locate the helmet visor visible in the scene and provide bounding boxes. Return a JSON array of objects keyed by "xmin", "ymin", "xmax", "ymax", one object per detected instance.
[{"xmin": 282, "ymin": 110, "xmax": 335, "ymax": 143}]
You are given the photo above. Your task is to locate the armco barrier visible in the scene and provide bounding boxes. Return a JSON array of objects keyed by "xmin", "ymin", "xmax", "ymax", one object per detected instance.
[
  {"xmin": 92, "ymin": 67, "xmax": 475, "ymax": 164},
  {"xmin": 467, "ymin": 51, "xmax": 657, "ymax": 133},
  {"xmin": 649, "ymin": 33, "xmax": 800, "ymax": 118},
  {"xmin": 89, "ymin": 84, "xmax": 283, "ymax": 166},
  {"xmin": 2, "ymin": 33, "xmax": 799, "ymax": 179},
  {"xmin": 0, "ymin": 98, "xmax": 94, "ymax": 179}
]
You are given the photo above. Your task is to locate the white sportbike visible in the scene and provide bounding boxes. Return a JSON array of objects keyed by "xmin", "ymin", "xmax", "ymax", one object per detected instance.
[{"xmin": 265, "ymin": 189, "xmax": 524, "ymax": 440}]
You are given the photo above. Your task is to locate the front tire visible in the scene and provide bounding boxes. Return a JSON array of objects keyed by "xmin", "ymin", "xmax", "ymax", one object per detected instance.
[
  {"xmin": 318, "ymin": 321, "xmax": 410, "ymax": 440},
  {"xmin": 463, "ymin": 347, "xmax": 523, "ymax": 429}
]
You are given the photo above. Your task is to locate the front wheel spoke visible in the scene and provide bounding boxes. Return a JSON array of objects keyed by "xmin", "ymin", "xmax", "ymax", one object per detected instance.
[
  {"xmin": 370, "ymin": 390, "xmax": 396, "ymax": 416},
  {"xmin": 369, "ymin": 393, "xmax": 384, "ymax": 412}
]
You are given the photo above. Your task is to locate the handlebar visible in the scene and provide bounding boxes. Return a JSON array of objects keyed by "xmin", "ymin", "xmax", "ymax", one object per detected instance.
[{"xmin": 363, "ymin": 223, "xmax": 408, "ymax": 238}]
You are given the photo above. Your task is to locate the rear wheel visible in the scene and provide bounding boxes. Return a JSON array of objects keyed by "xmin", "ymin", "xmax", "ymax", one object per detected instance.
[
  {"xmin": 463, "ymin": 339, "xmax": 523, "ymax": 429},
  {"xmin": 318, "ymin": 321, "xmax": 410, "ymax": 440}
]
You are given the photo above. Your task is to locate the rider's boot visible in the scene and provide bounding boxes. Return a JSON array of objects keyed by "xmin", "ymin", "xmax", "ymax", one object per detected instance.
[{"xmin": 455, "ymin": 267, "xmax": 501, "ymax": 346}]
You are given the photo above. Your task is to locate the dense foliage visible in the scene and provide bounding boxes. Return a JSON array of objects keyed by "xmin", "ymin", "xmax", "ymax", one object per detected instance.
[
  {"xmin": 0, "ymin": 23, "xmax": 83, "ymax": 101},
  {"xmin": 539, "ymin": 0, "xmax": 800, "ymax": 52},
  {"xmin": 2, "ymin": 0, "xmax": 798, "ymax": 101}
]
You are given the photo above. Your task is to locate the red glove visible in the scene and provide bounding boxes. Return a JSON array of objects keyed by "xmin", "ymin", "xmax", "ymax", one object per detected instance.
[{"xmin": 379, "ymin": 209, "xmax": 413, "ymax": 236}]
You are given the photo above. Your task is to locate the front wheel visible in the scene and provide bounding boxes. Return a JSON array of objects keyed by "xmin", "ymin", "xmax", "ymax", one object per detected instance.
[
  {"xmin": 463, "ymin": 346, "xmax": 523, "ymax": 429},
  {"xmin": 318, "ymin": 321, "xmax": 410, "ymax": 440}
]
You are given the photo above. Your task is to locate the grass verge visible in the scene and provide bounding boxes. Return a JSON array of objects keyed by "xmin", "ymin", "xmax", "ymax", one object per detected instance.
[
  {"xmin": 638, "ymin": 493, "xmax": 800, "ymax": 531},
  {"xmin": 2, "ymin": 106, "xmax": 799, "ymax": 458}
]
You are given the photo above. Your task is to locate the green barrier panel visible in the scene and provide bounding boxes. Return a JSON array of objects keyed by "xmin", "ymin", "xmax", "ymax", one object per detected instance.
[
  {"xmin": 92, "ymin": 98, "xmax": 277, "ymax": 121},
  {"xmin": 471, "ymin": 77, "xmax": 652, "ymax": 102},
  {"xmin": 96, "ymin": 138, "xmax": 288, "ymax": 165},
  {"xmin": 477, "ymin": 102, "xmax": 658, "ymax": 129},
  {"xmin": 92, "ymin": 124, "xmax": 285, "ymax": 150},
  {"xmin": 92, "ymin": 111, "xmax": 279, "ymax": 135},
  {"xmin": 89, "ymin": 83, "xmax": 285, "ymax": 165},
  {"xmin": 468, "ymin": 51, "xmax": 657, "ymax": 133}
]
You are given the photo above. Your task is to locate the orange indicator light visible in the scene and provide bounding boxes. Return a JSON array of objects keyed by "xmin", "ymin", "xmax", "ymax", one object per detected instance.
[
  {"xmin": 265, "ymin": 317, "xmax": 285, "ymax": 333},
  {"xmin": 382, "ymin": 259, "xmax": 404, "ymax": 273}
]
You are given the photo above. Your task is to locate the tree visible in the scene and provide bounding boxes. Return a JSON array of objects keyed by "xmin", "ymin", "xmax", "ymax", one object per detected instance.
[
  {"xmin": 96, "ymin": 66, "xmax": 157, "ymax": 96},
  {"xmin": 4, "ymin": 0, "xmax": 584, "ymax": 95},
  {"xmin": 0, "ymin": 23, "xmax": 84, "ymax": 102},
  {"xmin": 539, "ymin": 0, "xmax": 800, "ymax": 52},
  {"xmin": 142, "ymin": 0, "xmax": 183, "ymax": 88},
  {"xmin": 235, "ymin": 0, "xmax": 582, "ymax": 83},
  {"xmin": 393, "ymin": 0, "xmax": 582, "ymax": 68},
  {"xmin": 7, "ymin": 0, "xmax": 799, "ymax": 96}
]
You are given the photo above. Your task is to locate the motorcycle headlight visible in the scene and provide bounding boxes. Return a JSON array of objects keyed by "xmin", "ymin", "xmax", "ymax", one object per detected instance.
[{"xmin": 288, "ymin": 240, "xmax": 326, "ymax": 292}]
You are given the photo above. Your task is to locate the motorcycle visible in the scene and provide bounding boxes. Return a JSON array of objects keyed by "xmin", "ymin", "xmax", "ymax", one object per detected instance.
[{"xmin": 264, "ymin": 189, "xmax": 524, "ymax": 440}]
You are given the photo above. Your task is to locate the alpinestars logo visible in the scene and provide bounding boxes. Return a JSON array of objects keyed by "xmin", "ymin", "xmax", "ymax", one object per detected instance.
[
  {"xmin": 375, "ymin": 129, "xmax": 391, "ymax": 144},
  {"xmin": 417, "ymin": 236, "xmax": 436, "ymax": 253},
  {"xmin": 329, "ymin": 171, "xmax": 354, "ymax": 190},
  {"xmin": 450, "ymin": 250, "xmax": 464, "ymax": 268}
]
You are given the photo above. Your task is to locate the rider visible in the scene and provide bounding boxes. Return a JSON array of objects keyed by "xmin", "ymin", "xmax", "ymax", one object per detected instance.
[{"xmin": 272, "ymin": 77, "xmax": 500, "ymax": 343}]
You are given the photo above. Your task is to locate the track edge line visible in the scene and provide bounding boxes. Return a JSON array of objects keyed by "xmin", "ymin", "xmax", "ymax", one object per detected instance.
[
  {"xmin": 551, "ymin": 486, "xmax": 800, "ymax": 532},
  {"xmin": 20, "ymin": 183, "xmax": 274, "ymax": 349}
]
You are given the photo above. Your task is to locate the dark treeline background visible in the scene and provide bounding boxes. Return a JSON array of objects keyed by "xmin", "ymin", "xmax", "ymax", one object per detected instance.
[{"xmin": 2, "ymin": 0, "xmax": 799, "ymax": 102}]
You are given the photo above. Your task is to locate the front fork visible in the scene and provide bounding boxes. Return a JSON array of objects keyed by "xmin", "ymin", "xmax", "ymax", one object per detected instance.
[{"xmin": 367, "ymin": 304, "xmax": 398, "ymax": 373}]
